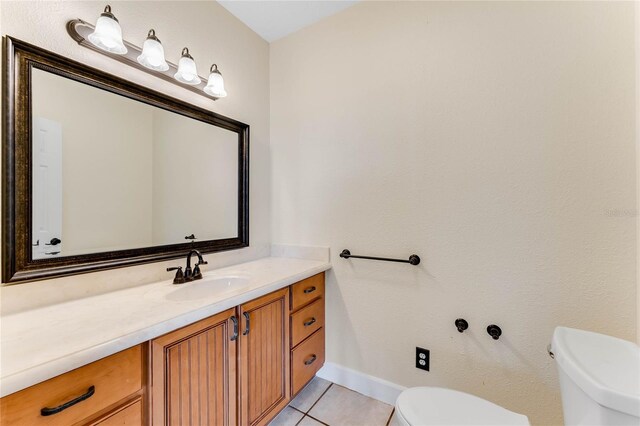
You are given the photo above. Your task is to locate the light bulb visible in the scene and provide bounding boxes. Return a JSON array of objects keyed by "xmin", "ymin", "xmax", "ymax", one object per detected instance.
[
  {"xmin": 88, "ymin": 5, "xmax": 127, "ymax": 55},
  {"xmin": 137, "ymin": 29, "xmax": 169, "ymax": 71},
  {"xmin": 203, "ymin": 64, "xmax": 227, "ymax": 98},
  {"xmin": 174, "ymin": 47, "xmax": 201, "ymax": 85}
]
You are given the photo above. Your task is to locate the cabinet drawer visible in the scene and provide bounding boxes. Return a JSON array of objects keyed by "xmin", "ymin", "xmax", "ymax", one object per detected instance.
[
  {"xmin": 0, "ymin": 345, "xmax": 143, "ymax": 426},
  {"xmin": 89, "ymin": 397, "xmax": 142, "ymax": 426},
  {"xmin": 290, "ymin": 273, "xmax": 324, "ymax": 312},
  {"xmin": 291, "ymin": 328, "xmax": 325, "ymax": 395},
  {"xmin": 291, "ymin": 298, "xmax": 324, "ymax": 348}
]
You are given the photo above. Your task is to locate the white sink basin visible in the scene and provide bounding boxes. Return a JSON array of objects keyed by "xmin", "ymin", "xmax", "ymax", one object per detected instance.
[{"xmin": 164, "ymin": 275, "xmax": 251, "ymax": 301}]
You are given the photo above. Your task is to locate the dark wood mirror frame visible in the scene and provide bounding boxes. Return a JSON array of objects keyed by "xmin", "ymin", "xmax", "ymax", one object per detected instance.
[{"xmin": 2, "ymin": 37, "xmax": 249, "ymax": 284}]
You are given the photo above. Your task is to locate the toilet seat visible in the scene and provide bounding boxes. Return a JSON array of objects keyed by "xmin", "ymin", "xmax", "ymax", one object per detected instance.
[{"xmin": 394, "ymin": 387, "xmax": 529, "ymax": 426}]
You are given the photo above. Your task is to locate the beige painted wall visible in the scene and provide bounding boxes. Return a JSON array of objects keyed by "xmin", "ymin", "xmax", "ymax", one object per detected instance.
[
  {"xmin": 270, "ymin": 2, "xmax": 637, "ymax": 425},
  {"xmin": 637, "ymin": 0, "xmax": 640, "ymax": 346},
  {"xmin": 0, "ymin": 1, "xmax": 270, "ymax": 309},
  {"xmin": 151, "ymin": 108, "xmax": 238, "ymax": 245},
  {"xmin": 32, "ymin": 68, "xmax": 154, "ymax": 255}
]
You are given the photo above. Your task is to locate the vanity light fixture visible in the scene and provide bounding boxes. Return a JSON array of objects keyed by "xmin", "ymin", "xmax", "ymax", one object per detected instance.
[
  {"xmin": 203, "ymin": 64, "xmax": 227, "ymax": 98},
  {"xmin": 137, "ymin": 29, "xmax": 169, "ymax": 71},
  {"xmin": 67, "ymin": 7, "xmax": 228, "ymax": 101},
  {"xmin": 87, "ymin": 5, "xmax": 127, "ymax": 55},
  {"xmin": 174, "ymin": 48, "xmax": 201, "ymax": 85}
]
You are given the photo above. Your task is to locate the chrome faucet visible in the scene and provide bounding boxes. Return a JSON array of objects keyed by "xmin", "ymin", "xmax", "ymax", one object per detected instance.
[{"xmin": 167, "ymin": 249, "xmax": 208, "ymax": 284}]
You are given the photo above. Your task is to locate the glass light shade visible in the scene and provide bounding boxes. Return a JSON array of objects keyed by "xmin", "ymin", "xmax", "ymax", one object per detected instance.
[
  {"xmin": 174, "ymin": 48, "xmax": 201, "ymax": 85},
  {"xmin": 88, "ymin": 6, "xmax": 127, "ymax": 55},
  {"xmin": 204, "ymin": 65, "xmax": 227, "ymax": 98},
  {"xmin": 137, "ymin": 30, "xmax": 169, "ymax": 71}
]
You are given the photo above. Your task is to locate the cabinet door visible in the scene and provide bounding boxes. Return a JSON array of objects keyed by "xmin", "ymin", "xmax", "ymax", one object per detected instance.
[
  {"xmin": 239, "ymin": 288, "xmax": 290, "ymax": 426},
  {"xmin": 150, "ymin": 308, "xmax": 237, "ymax": 426}
]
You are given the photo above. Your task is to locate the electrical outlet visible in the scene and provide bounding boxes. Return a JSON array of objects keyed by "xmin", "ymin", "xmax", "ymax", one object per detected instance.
[{"xmin": 416, "ymin": 347, "xmax": 430, "ymax": 371}]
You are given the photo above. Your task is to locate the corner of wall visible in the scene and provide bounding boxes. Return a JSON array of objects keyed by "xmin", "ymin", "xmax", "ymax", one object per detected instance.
[{"xmin": 635, "ymin": 0, "xmax": 640, "ymax": 345}]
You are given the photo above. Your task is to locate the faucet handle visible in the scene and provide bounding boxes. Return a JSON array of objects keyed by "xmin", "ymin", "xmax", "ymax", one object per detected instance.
[
  {"xmin": 167, "ymin": 266, "xmax": 186, "ymax": 284},
  {"xmin": 192, "ymin": 264, "xmax": 203, "ymax": 280}
]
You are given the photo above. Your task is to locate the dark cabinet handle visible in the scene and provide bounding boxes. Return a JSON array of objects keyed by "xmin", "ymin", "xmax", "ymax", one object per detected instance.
[
  {"xmin": 242, "ymin": 312, "xmax": 250, "ymax": 335},
  {"xmin": 304, "ymin": 355, "xmax": 317, "ymax": 366},
  {"xmin": 40, "ymin": 385, "xmax": 95, "ymax": 416},
  {"xmin": 45, "ymin": 238, "xmax": 61, "ymax": 246},
  {"xmin": 303, "ymin": 318, "xmax": 317, "ymax": 327},
  {"xmin": 303, "ymin": 286, "xmax": 316, "ymax": 294},
  {"xmin": 230, "ymin": 316, "xmax": 238, "ymax": 341}
]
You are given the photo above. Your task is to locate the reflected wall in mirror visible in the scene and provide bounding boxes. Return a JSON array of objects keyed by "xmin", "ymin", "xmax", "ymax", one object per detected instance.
[
  {"xmin": 31, "ymin": 69, "xmax": 238, "ymax": 259},
  {"xmin": 3, "ymin": 37, "xmax": 249, "ymax": 283}
]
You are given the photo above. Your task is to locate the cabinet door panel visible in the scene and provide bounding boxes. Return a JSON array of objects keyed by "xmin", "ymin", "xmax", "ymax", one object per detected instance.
[
  {"xmin": 151, "ymin": 308, "xmax": 237, "ymax": 426},
  {"xmin": 239, "ymin": 288, "xmax": 290, "ymax": 426}
]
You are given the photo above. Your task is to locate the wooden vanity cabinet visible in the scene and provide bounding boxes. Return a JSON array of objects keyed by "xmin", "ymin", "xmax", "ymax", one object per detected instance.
[
  {"xmin": 0, "ymin": 345, "xmax": 145, "ymax": 426},
  {"xmin": 238, "ymin": 288, "xmax": 290, "ymax": 426},
  {"xmin": 150, "ymin": 288, "xmax": 291, "ymax": 426},
  {"xmin": 0, "ymin": 274, "xmax": 325, "ymax": 426}
]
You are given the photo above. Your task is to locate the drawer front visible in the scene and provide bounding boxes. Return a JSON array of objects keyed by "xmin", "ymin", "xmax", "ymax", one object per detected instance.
[
  {"xmin": 0, "ymin": 345, "xmax": 143, "ymax": 426},
  {"xmin": 291, "ymin": 298, "xmax": 324, "ymax": 348},
  {"xmin": 291, "ymin": 328, "xmax": 325, "ymax": 396},
  {"xmin": 291, "ymin": 273, "xmax": 324, "ymax": 312},
  {"xmin": 89, "ymin": 397, "xmax": 143, "ymax": 426}
]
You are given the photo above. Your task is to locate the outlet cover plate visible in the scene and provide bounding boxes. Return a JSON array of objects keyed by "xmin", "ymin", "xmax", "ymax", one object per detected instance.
[{"xmin": 416, "ymin": 347, "xmax": 430, "ymax": 371}]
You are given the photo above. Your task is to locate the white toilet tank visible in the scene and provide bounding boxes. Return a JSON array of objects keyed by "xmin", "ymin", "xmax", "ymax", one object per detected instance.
[{"xmin": 551, "ymin": 327, "xmax": 640, "ymax": 426}]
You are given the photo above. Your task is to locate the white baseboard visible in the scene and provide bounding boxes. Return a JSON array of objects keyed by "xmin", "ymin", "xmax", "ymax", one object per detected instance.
[{"xmin": 317, "ymin": 362, "xmax": 405, "ymax": 406}]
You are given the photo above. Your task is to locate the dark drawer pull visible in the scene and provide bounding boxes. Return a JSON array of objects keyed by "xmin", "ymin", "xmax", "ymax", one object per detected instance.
[
  {"xmin": 304, "ymin": 354, "xmax": 317, "ymax": 366},
  {"xmin": 40, "ymin": 385, "xmax": 95, "ymax": 416},
  {"xmin": 303, "ymin": 286, "xmax": 316, "ymax": 294},
  {"xmin": 230, "ymin": 316, "xmax": 238, "ymax": 341},
  {"xmin": 45, "ymin": 238, "xmax": 61, "ymax": 246},
  {"xmin": 242, "ymin": 312, "xmax": 250, "ymax": 335},
  {"xmin": 303, "ymin": 318, "xmax": 317, "ymax": 327}
]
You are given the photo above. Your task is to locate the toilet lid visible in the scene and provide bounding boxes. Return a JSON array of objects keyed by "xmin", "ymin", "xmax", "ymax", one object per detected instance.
[{"xmin": 395, "ymin": 387, "xmax": 529, "ymax": 426}]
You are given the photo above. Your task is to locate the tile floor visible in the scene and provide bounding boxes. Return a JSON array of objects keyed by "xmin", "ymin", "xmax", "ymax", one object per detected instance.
[{"xmin": 269, "ymin": 377, "xmax": 395, "ymax": 426}]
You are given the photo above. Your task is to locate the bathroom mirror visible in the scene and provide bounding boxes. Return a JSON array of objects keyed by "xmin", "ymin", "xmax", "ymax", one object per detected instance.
[{"xmin": 3, "ymin": 37, "xmax": 249, "ymax": 283}]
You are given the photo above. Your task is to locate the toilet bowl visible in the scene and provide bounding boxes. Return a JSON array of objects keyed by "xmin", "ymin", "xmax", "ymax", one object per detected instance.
[{"xmin": 391, "ymin": 387, "xmax": 529, "ymax": 426}]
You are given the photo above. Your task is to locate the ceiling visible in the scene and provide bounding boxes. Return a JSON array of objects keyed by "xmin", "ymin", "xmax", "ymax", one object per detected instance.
[{"xmin": 217, "ymin": 1, "xmax": 359, "ymax": 43}]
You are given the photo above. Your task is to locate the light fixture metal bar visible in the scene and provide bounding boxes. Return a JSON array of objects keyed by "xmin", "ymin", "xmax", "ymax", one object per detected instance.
[{"xmin": 66, "ymin": 19, "xmax": 218, "ymax": 101}]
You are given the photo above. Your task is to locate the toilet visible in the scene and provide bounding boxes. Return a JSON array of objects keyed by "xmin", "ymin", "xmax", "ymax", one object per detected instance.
[
  {"xmin": 392, "ymin": 327, "xmax": 640, "ymax": 426},
  {"xmin": 391, "ymin": 387, "xmax": 529, "ymax": 425},
  {"xmin": 551, "ymin": 326, "xmax": 640, "ymax": 426}
]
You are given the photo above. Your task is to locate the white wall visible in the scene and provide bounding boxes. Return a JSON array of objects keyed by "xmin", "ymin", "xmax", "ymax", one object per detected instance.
[
  {"xmin": 270, "ymin": 2, "xmax": 637, "ymax": 425},
  {"xmin": 0, "ymin": 1, "xmax": 270, "ymax": 310}
]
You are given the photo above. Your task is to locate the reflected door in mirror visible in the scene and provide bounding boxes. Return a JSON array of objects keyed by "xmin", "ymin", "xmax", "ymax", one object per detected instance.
[{"xmin": 32, "ymin": 117, "xmax": 63, "ymax": 259}]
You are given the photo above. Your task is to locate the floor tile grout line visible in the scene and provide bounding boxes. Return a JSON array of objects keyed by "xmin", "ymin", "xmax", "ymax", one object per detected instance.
[
  {"xmin": 385, "ymin": 408, "xmax": 395, "ymax": 426},
  {"xmin": 305, "ymin": 413, "xmax": 331, "ymax": 426},
  {"xmin": 293, "ymin": 413, "xmax": 305, "ymax": 426},
  {"xmin": 306, "ymin": 382, "xmax": 333, "ymax": 415},
  {"xmin": 291, "ymin": 406, "xmax": 306, "ymax": 415}
]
